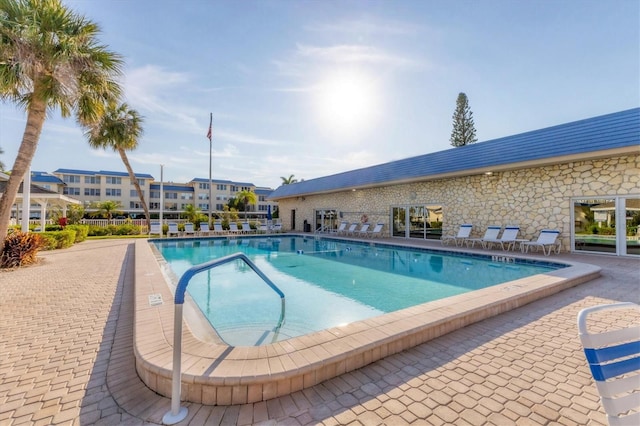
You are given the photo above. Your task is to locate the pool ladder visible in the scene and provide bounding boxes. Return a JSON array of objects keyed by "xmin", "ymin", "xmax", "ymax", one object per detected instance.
[{"xmin": 163, "ymin": 253, "xmax": 285, "ymax": 424}]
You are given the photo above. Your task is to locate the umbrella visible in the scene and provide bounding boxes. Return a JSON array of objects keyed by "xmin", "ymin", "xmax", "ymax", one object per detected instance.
[{"xmin": 267, "ymin": 205, "xmax": 272, "ymax": 221}]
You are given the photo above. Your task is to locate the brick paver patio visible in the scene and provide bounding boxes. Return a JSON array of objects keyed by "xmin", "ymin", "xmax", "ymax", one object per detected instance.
[{"xmin": 0, "ymin": 238, "xmax": 638, "ymax": 425}]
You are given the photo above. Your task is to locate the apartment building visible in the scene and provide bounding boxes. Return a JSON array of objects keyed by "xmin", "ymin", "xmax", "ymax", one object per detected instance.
[{"xmin": 25, "ymin": 169, "xmax": 276, "ymax": 219}]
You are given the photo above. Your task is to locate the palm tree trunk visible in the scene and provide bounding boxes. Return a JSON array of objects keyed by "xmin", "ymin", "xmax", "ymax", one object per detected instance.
[
  {"xmin": 117, "ymin": 148, "xmax": 151, "ymax": 229},
  {"xmin": 0, "ymin": 99, "xmax": 47, "ymax": 245}
]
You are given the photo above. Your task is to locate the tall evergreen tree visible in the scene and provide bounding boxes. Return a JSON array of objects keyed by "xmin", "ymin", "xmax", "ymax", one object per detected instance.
[{"xmin": 449, "ymin": 93, "xmax": 478, "ymax": 147}]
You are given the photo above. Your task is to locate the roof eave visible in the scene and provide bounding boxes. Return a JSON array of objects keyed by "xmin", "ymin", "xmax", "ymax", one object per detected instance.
[{"xmin": 268, "ymin": 146, "xmax": 639, "ymax": 201}]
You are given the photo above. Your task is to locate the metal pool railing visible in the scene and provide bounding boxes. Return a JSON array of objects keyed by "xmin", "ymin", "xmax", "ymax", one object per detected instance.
[{"xmin": 163, "ymin": 253, "xmax": 285, "ymax": 424}]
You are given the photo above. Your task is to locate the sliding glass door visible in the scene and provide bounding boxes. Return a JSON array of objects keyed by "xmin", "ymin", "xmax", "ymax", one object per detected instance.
[
  {"xmin": 314, "ymin": 209, "xmax": 338, "ymax": 233},
  {"xmin": 572, "ymin": 196, "xmax": 639, "ymax": 256},
  {"xmin": 392, "ymin": 205, "xmax": 443, "ymax": 240}
]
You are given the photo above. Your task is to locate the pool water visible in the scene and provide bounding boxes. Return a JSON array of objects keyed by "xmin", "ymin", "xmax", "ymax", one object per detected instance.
[{"xmin": 154, "ymin": 236, "xmax": 564, "ymax": 346}]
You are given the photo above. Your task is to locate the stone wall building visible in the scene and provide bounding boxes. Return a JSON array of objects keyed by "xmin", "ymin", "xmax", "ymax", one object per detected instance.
[{"xmin": 269, "ymin": 108, "xmax": 640, "ymax": 257}]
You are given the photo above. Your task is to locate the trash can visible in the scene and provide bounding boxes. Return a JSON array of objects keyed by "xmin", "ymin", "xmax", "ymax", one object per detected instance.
[{"xmin": 303, "ymin": 220, "xmax": 311, "ymax": 233}]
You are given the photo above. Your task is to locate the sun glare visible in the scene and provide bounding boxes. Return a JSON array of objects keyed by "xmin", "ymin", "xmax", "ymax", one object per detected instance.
[{"xmin": 314, "ymin": 70, "xmax": 380, "ymax": 138}]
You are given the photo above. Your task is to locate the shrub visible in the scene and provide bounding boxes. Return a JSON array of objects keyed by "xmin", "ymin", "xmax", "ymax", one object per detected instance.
[
  {"xmin": 40, "ymin": 230, "xmax": 77, "ymax": 250},
  {"xmin": 88, "ymin": 225, "xmax": 111, "ymax": 236},
  {"xmin": 109, "ymin": 224, "xmax": 141, "ymax": 235},
  {"xmin": 0, "ymin": 232, "xmax": 45, "ymax": 268},
  {"xmin": 65, "ymin": 224, "xmax": 89, "ymax": 242}
]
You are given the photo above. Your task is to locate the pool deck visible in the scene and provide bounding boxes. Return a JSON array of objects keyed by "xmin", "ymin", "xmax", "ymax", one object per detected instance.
[{"xmin": 1, "ymin": 237, "xmax": 639, "ymax": 425}]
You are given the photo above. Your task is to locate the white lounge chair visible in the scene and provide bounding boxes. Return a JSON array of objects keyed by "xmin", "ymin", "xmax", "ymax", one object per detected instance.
[
  {"xmin": 482, "ymin": 225, "xmax": 520, "ymax": 250},
  {"xmin": 183, "ymin": 222, "xmax": 196, "ymax": 237},
  {"xmin": 167, "ymin": 222, "xmax": 180, "ymax": 237},
  {"xmin": 345, "ymin": 223, "xmax": 358, "ymax": 236},
  {"xmin": 356, "ymin": 223, "xmax": 370, "ymax": 237},
  {"xmin": 199, "ymin": 222, "xmax": 211, "ymax": 236},
  {"xmin": 577, "ymin": 302, "xmax": 640, "ymax": 426},
  {"xmin": 241, "ymin": 222, "xmax": 254, "ymax": 234},
  {"xmin": 366, "ymin": 223, "xmax": 384, "ymax": 238},
  {"xmin": 465, "ymin": 225, "xmax": 501, "ymax": 248},
  {"xmin": 333, "ymin": 221, "xmax": 348, "ymax": 234},
  {"xmin": 272, "ymin": 223, "xmax": 282, "ymax": 233},
  {"xmin": 149, "ymin": 221, "xmax": 162, "ymax": 237},
  {"xmin": 521, "ymin": 229, "xmax": 561, "ymax": 255},
  {"xmin": 229, "ymin": 223, "xmax": 241, "ymax": 234},
  {"xmin": 258, "ymin": 224, "xmax": 268, "ymax": 233},
  {"xmin": 212, "ymin": 222, "xmax": 225, "ymax": 235},
  {"xmin": 441, "ymin": 224, "xmax": 472, "ymax": 246}
]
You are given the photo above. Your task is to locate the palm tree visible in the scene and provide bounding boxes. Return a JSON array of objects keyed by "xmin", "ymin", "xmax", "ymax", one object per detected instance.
[
  {"xmin": 182, "ymin": 204, "xmax": 201, "ymax": 225},
  {"xmin": 0, "ymin": 0, "xmax": 122, "ymax": 245},
  {"xmin": 84, "ymin": 102, "xmax": 151, "ymax": 229},
  {"xmin": 235, "ymin": 190, "xmax": 257, "ymax": 220},
  {"xmin": 280, "ymin": 174, "xmax": 297, "ymax": 185},
  {"xmin": 90, "ymin": 200, "xmax": 123, "ymax": 224}
]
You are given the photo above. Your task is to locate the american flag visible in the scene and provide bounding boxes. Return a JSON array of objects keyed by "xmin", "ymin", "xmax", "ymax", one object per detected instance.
[{"xmin": 206, "ymin": 113, "xmax": 212, "ymax": 142}]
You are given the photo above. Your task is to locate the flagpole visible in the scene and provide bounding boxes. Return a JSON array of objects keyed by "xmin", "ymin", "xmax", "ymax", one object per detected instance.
[{"xmin": 208, "ymin": 113, "xmax": 213, "ymax": 224}]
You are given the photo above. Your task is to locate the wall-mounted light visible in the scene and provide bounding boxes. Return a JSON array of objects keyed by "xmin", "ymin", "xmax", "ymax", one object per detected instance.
[{"xmin": 484, "ymin": 171, "xmax": 493, "ymax": 176}]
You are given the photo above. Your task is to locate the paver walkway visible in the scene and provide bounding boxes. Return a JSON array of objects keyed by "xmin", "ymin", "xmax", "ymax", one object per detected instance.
[{"xmin": 0, "ymin": 238, "xmax": 638, "ymax": 425}]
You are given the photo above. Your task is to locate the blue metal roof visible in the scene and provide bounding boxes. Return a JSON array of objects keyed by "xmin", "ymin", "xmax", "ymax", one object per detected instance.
[
  {"xmin": 254, "ymin": 187, "xmax": 273, "ymax": 195},
  {"xmin": 269, "ymin": 108, "xmax": 640, "ymax": 200},
  {"xmin": 191, "ymin": 177, "xmax": 235, "ymax": 185},
  {"xmin": 54, "ymin": 168, "xmax": 97, "ymax": 176},
  {"xmin": 31, "ymin": 171, "xmax": 64, "ymax": 184},
  {"xmin": 53, "ymin": 168, "xmax": 154, "ymax": 179},
  {"xmin": 97, "ymin": 170, "xmax": 154, "ymax": 179}
]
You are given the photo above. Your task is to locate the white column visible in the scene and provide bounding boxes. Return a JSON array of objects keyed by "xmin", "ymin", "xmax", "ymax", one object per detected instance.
[{"xmin": 21, "ymin": 169, "xmax": 31, "ymax": 233}]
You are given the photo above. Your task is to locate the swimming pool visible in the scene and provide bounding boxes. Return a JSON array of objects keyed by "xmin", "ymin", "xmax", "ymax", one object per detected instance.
[
  {"xmin": 136, "ymin": 237, "xmax": 599, "ymax": 405},
  {"xmin": 154, "ymin": 236, "xmax": 564, "ymax": 346}
]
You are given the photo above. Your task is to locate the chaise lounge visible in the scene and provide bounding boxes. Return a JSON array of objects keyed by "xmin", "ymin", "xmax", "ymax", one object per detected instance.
[
  {"xmin": 441, "ymin": 224, "xmax": 473, "ymax": 247},
  {"xmin": 521, "ymin": 229, "xmax": 561, "ymax": 255}
]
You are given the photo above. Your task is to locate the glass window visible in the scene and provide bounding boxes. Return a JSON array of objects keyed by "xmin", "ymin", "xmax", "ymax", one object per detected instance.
[
  {"xmin": 314, "ymin": 209, "xmax": 338, "ymax": 232},
  {"xmin": 572, "ymin": 196, "xmax": 639, "ymax": 256}
]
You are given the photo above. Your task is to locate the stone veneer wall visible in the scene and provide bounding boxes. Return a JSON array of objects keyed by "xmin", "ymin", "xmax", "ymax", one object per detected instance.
[{"xmin": 276, "ymin": 154, "xmax": 640, "ymax": 252}]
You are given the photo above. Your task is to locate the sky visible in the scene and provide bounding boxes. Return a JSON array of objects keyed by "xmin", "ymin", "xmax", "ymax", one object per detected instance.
[{"xmin": 1, "ymin": 0, "xmax": 638, "ymax": 189}]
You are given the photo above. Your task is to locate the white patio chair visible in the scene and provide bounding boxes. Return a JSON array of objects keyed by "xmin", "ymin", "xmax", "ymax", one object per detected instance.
[
  {"xmin": 167, "ymin": 222, "xmax": 180, "ymax": 237},
  {"xmin": 441, "ymin": 224, "xmax": 473, "ymax": 246},
  {"xmin": 356, "ymin": 223, "xmax": 370, "ymax": 237},
  {"xmin": 466, "ymin": 225, "xmax": 501, "ymax": 248},
  {"xmin": 482, "ymin": 225, "xmax": 520, "ymax": 250},
  {"xmin": 365, "ymin": 223, "xmax": 384, "ymax": 238},
  {"xmin": 521, "ymin": 229, "xmax": 561, "ymax": 255},
  {"xmin": 199, "ymin": 222, "xmax": 211, "ymax": 236},
  {"xmin": 183, "ymin": 222, "xmax": 196, "ymax": 237},
  {"xmin": 149, "ymin": 221, "xmax": 162, "ymax": 237},
  {"xmin": 577, "ymin": 302, "xmax": 640, "ymax": 426}
]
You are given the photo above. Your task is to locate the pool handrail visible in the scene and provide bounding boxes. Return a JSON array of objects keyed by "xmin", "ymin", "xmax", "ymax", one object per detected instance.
[{"xmin": 163, "ymin": 252, "xmax": 285, "ymax": 424}]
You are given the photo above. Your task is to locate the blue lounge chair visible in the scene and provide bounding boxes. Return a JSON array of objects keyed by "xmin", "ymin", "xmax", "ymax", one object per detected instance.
[{"xmin": 577, "ymin": 303, "xmax": 640, "ymax": 426}]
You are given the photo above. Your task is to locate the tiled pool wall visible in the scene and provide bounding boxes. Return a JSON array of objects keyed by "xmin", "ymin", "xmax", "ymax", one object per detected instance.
[{"xmin": 134, "ymin": 237, "xmax": 600, "ymax": 405}]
